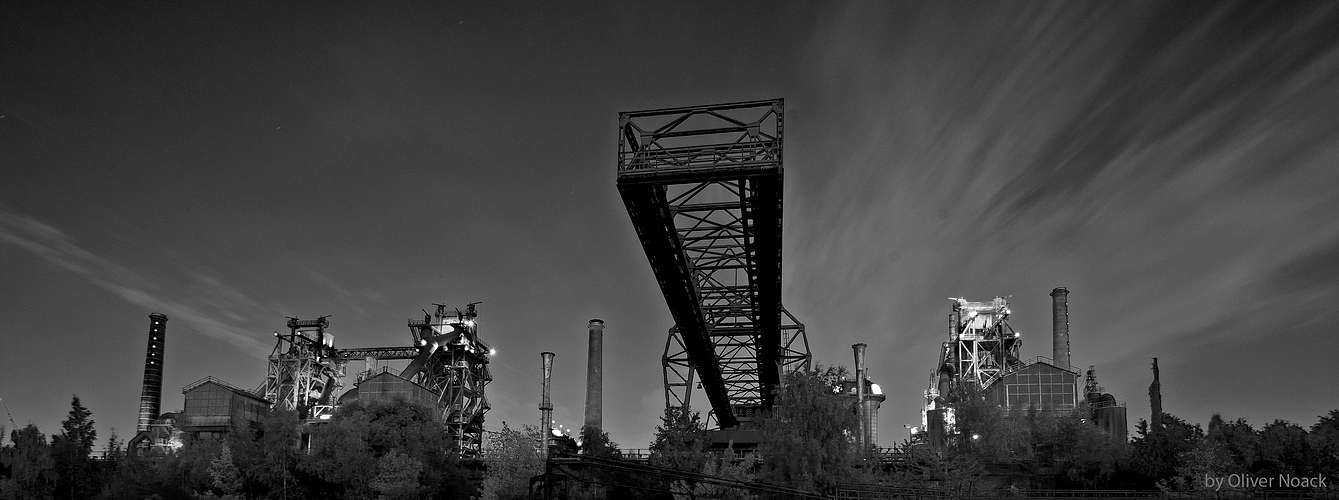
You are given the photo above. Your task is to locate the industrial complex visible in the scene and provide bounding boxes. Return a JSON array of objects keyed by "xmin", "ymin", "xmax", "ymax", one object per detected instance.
[
  {"xmin": 124, "ymin": 99, "xmax": 1126, "ymax": 462},
  {"xmin": 921, "ymin": 288, "xmax": 1127, "ymax": 445}
]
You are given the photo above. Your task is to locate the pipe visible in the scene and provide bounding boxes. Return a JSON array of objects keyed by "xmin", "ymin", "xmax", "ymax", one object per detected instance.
[
  {"xmin": 402, "ymin": 324, "xmax": 461, "ymax": 378},
  {"xmin": 584, "ymin": 319, "xmax": 605, "ymax": 433},
  {"xmin": 852, "ymin": 343, "xmax": 867, "ymax": 451},
  {"xmin": 1051, "ymin": 287, "xmax": 1070, "ymax": 370},
  {"xmin": 138, "ymin": 313, "xmax": 168, "ymax": 433},
  {"xmin": 540, "ymin": 351, "xmax": 555, "ymax": 454}
]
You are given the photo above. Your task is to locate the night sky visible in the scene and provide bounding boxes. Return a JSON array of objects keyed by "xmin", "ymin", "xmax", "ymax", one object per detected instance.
[{"xmin": 4, "ymin": 2, "xmax": 1339, "ymax": 451}]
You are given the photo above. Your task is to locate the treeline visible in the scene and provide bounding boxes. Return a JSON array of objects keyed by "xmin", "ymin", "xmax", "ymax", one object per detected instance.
[
  {"xmin": 5, "ymin": 379, "xmax": 1337, "ymax": 499},
  {"xmin": 0, "ymin": 396, "xmax": 476, "ymax": 500},
  {"xmin": 933, "ymin": 383, "xmax": 1339, "ymax": 492},
  {"xmin": 475, "ymin": 366, "xmax": 1339, "ymax": 498}
]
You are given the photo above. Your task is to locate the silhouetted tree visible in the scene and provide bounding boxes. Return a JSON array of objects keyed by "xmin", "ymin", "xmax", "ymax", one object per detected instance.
[
  {"xmin": 1128, "ymin": 413, "xmax": 1202, "ymax": 490},
  {"xmin": 297, "ymin": 399, "xmax": 473, "ymax": 500},
  {"xmin": 1207, "ymin": 414, "xmax": 1258, "ymax": 474},
  {"xmin": 578, "ymin": 426, "xmax": 621, "ymax": 460},
  {"xmin": 51, "ymin": 396, "xmax": 98, "ymax": 499},
  {"xmin": 1311, "ymin": 409, "xmax": 1339, "ymax": 478},
  {"xmin": 1256, "ymin": 419, "xmax": 1313, "ymax": 478},
  {"xmin": 369, "ymin": 450, "xmax": 424, "ymax": 500},
  {"xmin": 478, "ymin": 423, "xmax": 542, "ymax": 500},
  {"xmin": 1, "ymin": 425, "xmax": 55, "ymax": 500},
  {"xmin": 649, "ymin": 406, "xmax": 709, "ymax": 473},
  {"xmin": 759, "ymin": 365, "xmax": 860, "ymax": 495}
]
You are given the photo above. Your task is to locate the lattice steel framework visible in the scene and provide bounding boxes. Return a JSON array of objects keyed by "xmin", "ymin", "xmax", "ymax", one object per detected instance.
[
  {"xmin": 263, "ymin": 317, "xmax": 344, "ymax": 418},
  {"xmin": 662, "ymin": 307, "xmax": 811, "ymax": 416},
  {"xmin": 924, "ymin": 297, "xmax": 1023, "ymax": 408},
  {"xmin": 335, "ymin": 304, "xmax": 492, "ymax": 457},
  {"xmin": 617, "ymin": 99, "xmax": 810, "ymax": 428}
]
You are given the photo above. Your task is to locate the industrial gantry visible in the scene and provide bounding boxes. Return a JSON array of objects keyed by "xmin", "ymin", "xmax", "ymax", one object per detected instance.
[{"xmin": 616, "ymin": 99, "xmax": 810, "ymax": 428}]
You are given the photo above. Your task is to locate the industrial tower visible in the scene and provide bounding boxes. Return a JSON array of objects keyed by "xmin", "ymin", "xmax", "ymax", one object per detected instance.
[
  {"xmin": 262, "ymin": 317, "xmax": 344, "ymax": 419},
  {"xmin": 923, "ymin": 296, "xmax": 1023, "ymax": 434},
  {"xmin": 334, "ymin": 303, "xmax": 493, "ymax": 456},
  {"xmin": 616, "ymin": 99, "xmax": 811, "ymax": 428}
]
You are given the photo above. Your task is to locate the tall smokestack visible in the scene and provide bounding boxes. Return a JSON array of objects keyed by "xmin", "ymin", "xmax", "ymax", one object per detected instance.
[
  {"xmin": 540, "ymin": 351, "xmax": 555, "ymax": 451},
  {"xmin": 138, "ymin": 313, "xmax": 167, "ymax": 433},
  {"xmin": 852, "ymin": 343, "xmax": 867, "ymax": 451},
  {"xmin": 584, "ymin": 319, "xmax": 605, "ymax": 432},
  {"xmin": 1149, "ymin": 357, "xmax": 1163, "ymax": 434},
  {"xmin": 1051, "ymin": 287, "xmax": 1070, "ymax": 369}
]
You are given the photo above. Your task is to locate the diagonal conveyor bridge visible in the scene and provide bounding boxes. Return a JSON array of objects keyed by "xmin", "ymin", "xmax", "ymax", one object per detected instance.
[{"xmin": 616, "ymin": 99, "xmax": 810, "ymax": 428}]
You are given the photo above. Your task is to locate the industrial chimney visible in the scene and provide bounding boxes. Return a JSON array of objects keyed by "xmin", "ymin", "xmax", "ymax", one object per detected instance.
[
  {"xmin": 540, "ymin": 352, "xmax": 555, "ymax": 445},
  {"xmin": 852, "ymin": 343, "xmax": 867, "ymax": 451},
  {"xmin": 1050, "ymin": 287, "xmax": 1070, "ymax": 369},
  {"xmin": 138, "ymin": 313, "xmax": 168, "ymax": 433},
  {"xmin": 584, "ymin": 319, "xmax": 605, "ymax": 432}
]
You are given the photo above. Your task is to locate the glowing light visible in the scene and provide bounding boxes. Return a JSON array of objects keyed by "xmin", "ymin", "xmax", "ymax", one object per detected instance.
[
  {"xmin": 870, "ymin": 384, "xmax": 882, "ymax": 395},
  {"xmin": 489, "ymin": 348, "xmax": 496, "ymax": 356},
  {"xmin": 972, "ymin": 434, "xmax": 980, "ymax": 441},
  {"xmin": 551, "ymin": 429, "xmax": 563, "ymax": 437}
]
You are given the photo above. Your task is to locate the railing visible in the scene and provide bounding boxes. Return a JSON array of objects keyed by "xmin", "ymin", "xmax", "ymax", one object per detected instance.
[
  {"xmin": 618, "ymin": 448, "xmax": 763, "ymax": 464},
  {"xmin": 1015, "ymin": 356, "xmax": 1079, "ymax": 374},
  {"xmin": 1090, "ymin": 399, "xmax": 1127, "ymax": 409},
  {"xmin": 620, "ymin": 140, "xmax": 780, "ymax": 174}
]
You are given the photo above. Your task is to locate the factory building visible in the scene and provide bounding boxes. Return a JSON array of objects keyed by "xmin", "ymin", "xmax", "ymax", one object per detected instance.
[
  {"xmin": 180, "ymin": 376, "xmax": 269, "ymax": 441},
  {"xmin": 128, "ymin": 301, "xmax": 494, "ymax": 458},
  {"xmin": 336, "ymin": 368, "xmax": 440, "ymax": 411},
  {"xmin": 985, "ymin": 360, "xmax": 1080, "ymax": 411}
]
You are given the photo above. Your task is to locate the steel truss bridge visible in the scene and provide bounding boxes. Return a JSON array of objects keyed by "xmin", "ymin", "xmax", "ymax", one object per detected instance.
[{"xmin": 616, "ymin": 99, "xmax": 810, "ymax": 428}]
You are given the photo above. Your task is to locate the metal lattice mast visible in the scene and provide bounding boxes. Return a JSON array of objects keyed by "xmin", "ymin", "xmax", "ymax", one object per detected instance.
[{"xmin": 617, "ymin": 99, "xmax": 810, "ymax": 428}]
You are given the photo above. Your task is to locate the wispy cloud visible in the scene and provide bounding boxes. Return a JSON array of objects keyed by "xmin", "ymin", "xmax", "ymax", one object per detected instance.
[
  {"xmin": 0, "ymin": 207, "xmax": 271, "ymax": 355},
  {"xmin": 785, "ymin": 2, "xmax": 1339, "ymax": 429}
]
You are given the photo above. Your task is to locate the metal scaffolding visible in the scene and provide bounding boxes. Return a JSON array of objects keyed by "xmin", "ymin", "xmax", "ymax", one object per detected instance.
[{"xmin": 617, "ymin": 99, "xmax": 810, "ymax": 428}]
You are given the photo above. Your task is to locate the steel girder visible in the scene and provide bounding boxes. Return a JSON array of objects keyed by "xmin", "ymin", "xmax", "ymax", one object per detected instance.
[
  {"xmin": 335, "ymin": 347, "xmax": 421, "ymax": 360},
  {"xmin": 617, "ymin": 99, "xmax": 808, "ymax": 428}
]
